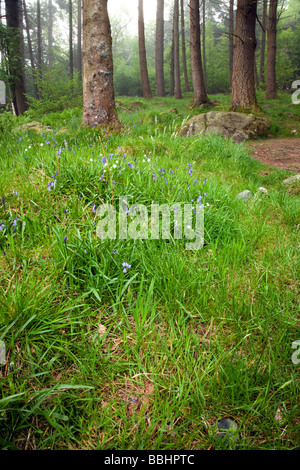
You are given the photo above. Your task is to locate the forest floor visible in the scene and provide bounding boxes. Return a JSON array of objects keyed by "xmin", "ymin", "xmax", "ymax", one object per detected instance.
[{"xmin": 246, "ymin": 138, "xmax": 300, "ymax": 174}]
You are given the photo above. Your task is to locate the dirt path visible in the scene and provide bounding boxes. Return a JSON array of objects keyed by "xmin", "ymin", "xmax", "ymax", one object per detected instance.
[{"xmin": 246, "ymin": 138, "xmax": 300, "ymax": 174}]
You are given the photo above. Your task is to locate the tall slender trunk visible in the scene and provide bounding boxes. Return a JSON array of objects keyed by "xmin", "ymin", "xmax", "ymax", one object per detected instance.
[
  {"xmin": 77, "ymin": 0, "xmax": 82, "ymax": 80},
  {"xmin": 37, "ymin": 0, "xmax": 42, "ymax": 70},
  {"xmin": 174, "ymin": 0, "xmax": 182, "ymax": 99},
  {"xmin": 169, "ymin": 7, "xmax": 175, "ymax": 96},
  {"xmin": 138, "ymin": 0, "xmax": 152, "ymax": 98},
  {"xmin": 69, "ymin": 0, "xmax": 74, "ymax": 93},
  {"xmin": 23, "ymin": 0, "xmax": 38, "ymax": 98},
  {"xmin": 82, "ymin": 0, "xmax": 121, "ymax": 129},
  {"xmin": 155, "ymin": 0, "xmax": 165, "ymax": 96},
  {"xmin": 180, "ymin": 0, "xmax": 190, "ymax": 92},
  {"xmin": 189, "ymin": 0, "xmax": 210, "ymax": 106},
  {"xmin": 202, "ymin": 0, "xmax": 206, "ymax": 86},
  {"xmin": 229, "ymin": 0, "xmax": 234, "ymax": 88},
  {"xmin": 259, "ymin": 0, "xmax": 267, "ymax": 84},
  {"xmin": 265, "ymin": 0, "xmax": 277, "ymax": 99},
  {"xmin": 231, "ymin": 0, "xmax": 258, "ymax": 111},
  {"xmin": 5, "ymin": 0, "xmax": 28, "ymax": 114},
  {"xmin": 48, "ymin": 0, "xmax": 53, "ymax": 66}
]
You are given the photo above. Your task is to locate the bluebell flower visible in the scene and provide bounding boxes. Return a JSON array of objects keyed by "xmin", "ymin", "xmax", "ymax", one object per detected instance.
[
  {"xmin": 102, "ymin": 156, "xmax": 106, "ymax": 165},
  {"xmin": 122, "ymin": 262, "xmax": 131, "ymax": 273},
  {"xmin": 113, "ymin": 250, "xmax": 117, "ymax": 255},
  {"xmin": 0, "ymin": 223, "xmax": 5, "ymax": 231},
  {"xmin": 63, "ymin": 236, "xmax": 67, "ymax": 244},
  {"xmin": 12, "ymin": 190, "xmax": 18, "ymax": 196},
  {"xmin": 153, "ymin": 172, "xmax": 157, "ymax": 181}
]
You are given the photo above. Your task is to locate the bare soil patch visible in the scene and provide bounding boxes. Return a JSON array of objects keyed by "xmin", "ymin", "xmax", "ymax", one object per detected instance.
[{"xmin": 246, "ymin": 138, "xmax": 300, "ymax": 174}]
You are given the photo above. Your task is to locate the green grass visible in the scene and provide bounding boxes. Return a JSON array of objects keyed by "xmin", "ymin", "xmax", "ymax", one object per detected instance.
[{"xmin": 0, "ymin": 95, "xmax": 299, "ymax": 450}]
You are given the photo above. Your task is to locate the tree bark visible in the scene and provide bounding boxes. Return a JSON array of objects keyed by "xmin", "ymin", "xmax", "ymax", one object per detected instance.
[
  {"xmin": 174, "ymin": 0, "xmax": 182, "ymax": 99},
  {"xmin": 155, "ymin": 0, "xmax": 165, "ymax": 96},
  {"xmin": 48, "ymin": 0, "xmax": 53, "ymax": 66},
  {"xmin": 82, "ymin": 0, "xmax": 121, "ymax": 129},
  {"xmin": 77, "ymin": 0, "xmax": 82, "ymax": 80},
  {"xmin": 265, "ymin": 0, "xmax": 277, "ymax": 99},
  {"xmin": 259, "ymin": 0, "xmax": 267, "ymax": 85},
  {"xmin": 23, "ymin": 0, "xmax": 39, "ymax": 98},
  {"xmin": 231, "ymin": 0, "xmax": 258, "ymax": 111},
  {"xmin": 5, "ymin": 0, "xmax": 28, "ymax": 114},
  {"xmin": 169, "ymin": 7, "xmax": 174, "ymax": 96},
  {"xmin": 37, "ymin": 0, "xmax": 42, "ymax": 70},
  {"xmin": 189, "ymin": 0, "xmax": 210, "ymax": 106},
  {"xmin": 69, "ymin": 0, "xmax": 73, "ymax": 93},
  {"xmin": 229, "ymin": 0, "xmax": 234, "ymax": 88},
  {"xmin": 180, "ymin": 0, "xmax": 190, "ymax": 92},
  {"xmin": 138, "ymin": 0, "xmax": 152, "ymax": 98},
  {"xmin": 202, "ymin": 0, "xmax": 206, "ymax": 86}
]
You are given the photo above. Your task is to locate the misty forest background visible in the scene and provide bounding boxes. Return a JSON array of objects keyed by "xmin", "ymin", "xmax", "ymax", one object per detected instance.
[{"xmin": 0, "ymin": 0, "xmax": 299, "ymax": 114}]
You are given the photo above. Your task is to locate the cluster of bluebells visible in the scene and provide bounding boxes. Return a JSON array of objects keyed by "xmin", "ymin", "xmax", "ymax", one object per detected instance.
[{"xmin": 122, "ymin": 262, "xmax": 131, "ymax": 273}]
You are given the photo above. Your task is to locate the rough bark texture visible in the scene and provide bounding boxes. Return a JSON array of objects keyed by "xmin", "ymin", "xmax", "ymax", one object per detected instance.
[
  {"xmin": 231, "ymin": 0, "xmax": 258, "ymax": 111},
  {"xmin": 180, "ymin": 0, "xmax": 190, "ymax": 92},
  {"xmin": 174, "ymin": 0, "xmax": 182, "ymax": 99},
  {"xmin": 169, "ymin": 9, "xmax": 175, "ymax": 96},
  {"xmin": 77, "ymin": 0, "xmax": 82, "ymax": 80},
  {"xmin": 5, "ymin": 0, "xmax": 28, "ymax": 114},
  {"xmin": 138, "ymin": 0, "xmax": 152, "ymax": 98},
  {"xmin": 82, "ymin": 0, "xmax": 121, "ymax": 129},
  {"xmin": 202, "ymin": 0, "xmax": 206, "ymax": 86},
  {"xmin": 259, "ymin": 0, "xmax": 267, "ymax": 84},
  {"xmin": 190, "ymin": 0, "xmax": 210, "ymax": 106},
  {"xmin": 229, "ymin": 0, "xmax": 234, "ymax": 88},
  {"xmin": 265, "ymin": 0, "xmax": 278, "ymax": 99},
  {"xmin": 155, "ymin": 0, "xmax": 165, "ymax": 96}
]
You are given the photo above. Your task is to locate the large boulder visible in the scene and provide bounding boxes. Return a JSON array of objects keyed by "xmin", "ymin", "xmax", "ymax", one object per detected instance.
[{"xmin": 178, "ymin": 111, "xmax": 271, "ymax": 142}]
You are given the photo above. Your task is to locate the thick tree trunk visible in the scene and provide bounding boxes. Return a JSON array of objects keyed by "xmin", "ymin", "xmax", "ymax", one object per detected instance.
[
  {"xmin": 190, "ymin": 0, "xmax": 210, "ymax": 106},
  {"xmin": 155, "ymin": 0, "xmax": 165, "ymax": 96},
  {"xmin": 82, "ymin": 0, "xmax": 121, "ymax": 129},
  {"xmin": 202, "ymin": 0, "xmax": 206, "ymax": 86},
  {"xmin": 229, "ymin": 0, "xmax": 234, "ymax": 88},
  {"xmin": 265, "ymin": 0, "xmax": 277, "ymax": 99},
  {"xmin": 138, "ymin": 0, "xmax": 152, "ymax": 98},
  {"xmin": 259, "ymin": 0, "xmax": 267, "ymax": 85},
  {"xmin": 231, "ymin": 0, "xmax": 258, "ymax": 111},
  {"xmin": 5, "ymin": 0, "xmax": 28, "ymax": 114},
  {"xmin": 174, "ymin": 0, "xmax": 182, "ymax": 99},
  {"xmin": 77, "ymin": 0, "xmax": 82, "ymax": 80},
  {"xmin": 180, "ymin": 0, "xmax": 190, "ymax": 92},
  {"xmin": 69, "ymin": 0, "xmax": 73, "ymax": 93}
]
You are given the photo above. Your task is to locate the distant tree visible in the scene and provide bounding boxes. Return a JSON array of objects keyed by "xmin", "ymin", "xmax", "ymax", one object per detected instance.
[
  {"xmin": 4, "ymin": 0, "xmax": 28, "ymax": 114},
  {"xmin": 180, "ymin": 0, "xmax": 190, "ymax": 92},
  {"xmin": 77, "ymin": 0, "xmax": 82, "ymax": 80},
  {"xmin": 69, "ymin": 0, "xmax": 73, "ymax": 88},
  {"xmin": 189, "ymin": 0, "xmax": 210, "ymax": 106},
  {"xmin": 231, "ymin": 0, "xmax": 258, "ymax": 110},
  {"xmin": 138, "ymin": 0, "xmax": 152, "ymax": 98},
  {"xmin": 259, "ymin": 0, "xmax": 267, "ymax": 85},
  {"xmin": 174, "ymin": 0, "xmax": 182, "ymax": 99},
  {"xmin": 155, "ymin": 0, "xmax": 165, "ymax": 96},
  {"xmin": 48, "ymin": 0, "xmax": 53, "ymax": 66},
  {"xmin": 37, "ymin": 0, "xmax": 42, "ymax": 71},
  {"xmin": 265, "ymin": 0, "xmax": 278, "ymax": 99},
  {"xmin": 169, "ymin": 5, "xmax": 175, "ymax": 96},
  {"xmin": 82, "ymin": 0, "xmax": 121, "ymax": 129}
]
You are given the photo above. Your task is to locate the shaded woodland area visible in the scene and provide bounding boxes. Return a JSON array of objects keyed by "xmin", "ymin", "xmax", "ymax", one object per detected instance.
[{"xmin": 0, "ymin": 0, "xmax": 299, "ymax": 120}]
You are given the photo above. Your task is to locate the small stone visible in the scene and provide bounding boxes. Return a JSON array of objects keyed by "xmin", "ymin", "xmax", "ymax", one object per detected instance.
[
  {"xmin": 283, "ymin": 175, "xmax": 300, "ymax": 185},
  {"xmin": 256, "ymin": 186, "xmax": 269, "ymax": 198},
  {"xmin": 236, "ymin": 190, "xmax": 253, "ymax": 201},
  {"xmin": 215, "ymin": 418, "xmax": 239, "ymax": 444}
]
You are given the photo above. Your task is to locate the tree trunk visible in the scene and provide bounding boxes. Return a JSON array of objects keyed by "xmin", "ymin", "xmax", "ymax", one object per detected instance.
[
  {"xmin": 155, "ymin": 0, "xmax": 165, "ymax": 96},
  {"xmin": 169, "ymin": 8, "xmax": 175, "ymax": 96},
  {"xmin": 174, "ymin": 0, "xmax": 182, "ymax": 99},
  {"xmin": 23, "ymin": 0, "xmax": 39, "ymax": 98},
  {"xmin": 231, "ymin": 0, "xmax": 258, "ymax": 111},
  {"xmin": 69, "ymin": 0, "xmax": 74, "ymax": 93},
  {"xmin": 265, "ymin": 0, "xmax": 277, "ymax": 99},
  {"xmin": 180, "ymin": 0, "xmax": 190, "ymax": 92},
  {"xmin": 37, "ymin": 0, "xmax": 42, "ymax": 70},
  {"xmin": 82, "ymin": 0, "xmax": 121, "ymax": 129},
  {"xmin": 229, "ymin": 0, "xmax": 234, "ymax": 88},
  {"xmin": 48, "ymin": 0, "xmax": 53, "ymax": 66},
  {"xmin": 138, "ymin": 0, "xmax": 152, "ymax": 98},
  {"xmin": 77, "ymin": 0, "xmax": 82, "ymax": 80},
  {"xmin": 202, "ymin": 0, "xmax": 206, "ymax": 86},
  {"xmin": 5, "ymin": 0, "xmax": 28, "ymax": 114},
  {"xmin": 259, "ymin": 0, "xmax": 267, "ymax": 85},
  {"xmin": 189, "ymin": 0, "xmax": 210, "ymax": 106}
]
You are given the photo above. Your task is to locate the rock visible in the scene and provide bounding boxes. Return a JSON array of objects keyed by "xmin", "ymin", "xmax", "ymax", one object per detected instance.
[
  {"xmin": 283, "ymin": 175, "xmax": 300, "ymax": 185},
  {"xmin": 215, "ymin": 418, "xmax": 239, "ymax": 444},
  {"xmin": 16, "ymin": 122, "xmax": 52, "ymax": 133},
  {"xmin": 177, "ymin": 111, "xmax": 271, "ymax": 141},
  {"xmin": 236, "ymin": 190, "xmax": 253, "ymax": 201},
  {"xmin": 257, "ymin": 186, "xmax": 269, "ymax": 196}
]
